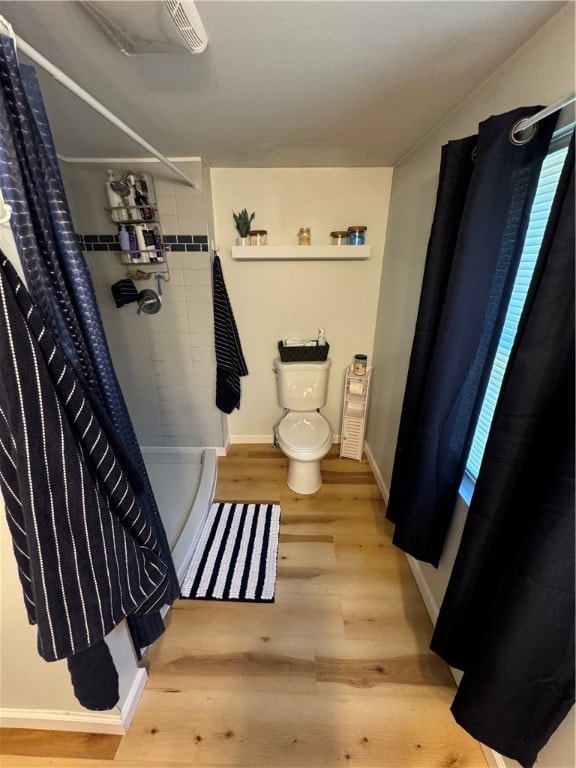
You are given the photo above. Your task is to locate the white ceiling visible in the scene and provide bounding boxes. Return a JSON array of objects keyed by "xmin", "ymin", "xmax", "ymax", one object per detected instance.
[{"xmin": 0, "ymin": 1, "xmax": 569, "ymax": 167}]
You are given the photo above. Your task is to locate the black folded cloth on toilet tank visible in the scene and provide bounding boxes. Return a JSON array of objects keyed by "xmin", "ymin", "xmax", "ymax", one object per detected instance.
[{"xmin": 111, "ymin": 278, "xmax": 139, "ymax": 308}]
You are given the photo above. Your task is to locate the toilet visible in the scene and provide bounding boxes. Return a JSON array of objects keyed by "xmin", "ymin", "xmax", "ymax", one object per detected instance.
[{"xmin": 273, "ymin": 358, "xmax": 333, "ymax": 494}]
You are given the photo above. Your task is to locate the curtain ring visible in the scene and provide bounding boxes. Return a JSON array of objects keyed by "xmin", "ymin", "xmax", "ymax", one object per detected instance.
[
  {"xmin": 471, "ymin": 146, "xmax": 478, "ymax": 162},
  {"xmin": 510, "ymin": 118, "xmax": 538, "ymax": 146}
]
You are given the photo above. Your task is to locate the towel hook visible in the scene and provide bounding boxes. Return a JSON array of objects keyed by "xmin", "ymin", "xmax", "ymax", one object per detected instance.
[
  {"xmin": 0, "ymin": 16, "xmax": 15, "ymax": 43},
  {"xmin": 0, "ymin": 203, "xmax": 12, "ymax": 226},
  {"xmin": 0, "ymin": 186, "xmax": 12, "ymax": 225}
]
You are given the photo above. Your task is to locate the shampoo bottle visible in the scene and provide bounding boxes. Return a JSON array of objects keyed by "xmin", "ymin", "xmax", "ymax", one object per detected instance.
[
  {"xmin": 152, "ymin": 225, "xmax": 164, "ymax": 262},
  {"xmin": 143, "ymin": 229, "xmax": 157, "ymax": 261},
  {"xmin": 137, "ymin": 171, "xmax": 157, "ymax": 207},
  {"xmin": 123, "ymin": 173, "xmax": 137, "ymax": 219},
  {"xmin": 134, "ymin": 187, "xmax": 154, "ymax": 221},
  {"xmin": 134, "ymin": 224, "xmax": 150, "ymax": 263},
  {"xmin": 118, "ymin": 224, "xmax": 130, "ymax": 251},
  {"xmin": 127, "ymin": 225, "xmax": 140, "ymax": 261},
  {"xmin": 105, "ymin": 169, "xmax": 126, "ymax": 222}
]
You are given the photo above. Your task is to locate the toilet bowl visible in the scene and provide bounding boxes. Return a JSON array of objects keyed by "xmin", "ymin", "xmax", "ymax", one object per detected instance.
[
  {"xmin": 273, "ymin": 357, "xmax": 333, "ymax": 495},
  {"xmin": 277, "ymin": 411, "xmax": 332, "ymax": 494}
]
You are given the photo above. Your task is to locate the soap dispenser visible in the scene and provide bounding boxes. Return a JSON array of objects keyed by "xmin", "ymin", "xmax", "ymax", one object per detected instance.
[{"xmin": 317, "ymin": 328, "xmax": 327, "ymax": 346}]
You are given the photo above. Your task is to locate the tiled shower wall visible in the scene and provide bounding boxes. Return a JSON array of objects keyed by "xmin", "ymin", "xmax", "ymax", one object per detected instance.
[{"xmin": 61, "ymin": 158, "xmax": 226, "ymax": 449}]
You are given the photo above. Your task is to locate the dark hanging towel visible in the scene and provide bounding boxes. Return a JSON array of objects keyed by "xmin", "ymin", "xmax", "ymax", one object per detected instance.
[
  {"xmin": 0, "ymin": 253, "xmax": 171, "ymax": 709},
  {"xmin": 212, "ymin": 253, "xmax": 248, "ymax": 413}
]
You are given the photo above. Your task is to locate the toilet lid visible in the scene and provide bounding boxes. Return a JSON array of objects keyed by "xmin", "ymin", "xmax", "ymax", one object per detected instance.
[{"xmin": 278, "ymin": 412, "xmax": 331, "ymax": 452}]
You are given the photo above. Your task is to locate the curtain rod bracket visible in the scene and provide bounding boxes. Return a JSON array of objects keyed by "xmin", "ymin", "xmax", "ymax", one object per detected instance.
[{"xmin": 512, "ymin": 94, "xmax": 576, "ymax": 139}]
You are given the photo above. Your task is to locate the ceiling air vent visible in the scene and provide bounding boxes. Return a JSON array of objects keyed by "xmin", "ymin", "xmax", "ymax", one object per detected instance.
[
  {"xmin": 81, "ymin": 1, "xmax": 208, "ymax": 55},
  {"xmin": 164, "ymin": 0, "xmax": 207, "ymax": 53}
]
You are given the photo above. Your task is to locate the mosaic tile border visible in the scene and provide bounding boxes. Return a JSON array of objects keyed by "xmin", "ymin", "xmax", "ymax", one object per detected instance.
[{"xmin": 77, "ymin": 233, "xmax": 209, "ymax": 253}]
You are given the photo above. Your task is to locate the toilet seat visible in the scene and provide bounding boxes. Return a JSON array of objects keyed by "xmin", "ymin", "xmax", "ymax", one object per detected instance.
[{"xmin": 278, "ymin": 411, "xmax": 331, "ymax": 454}]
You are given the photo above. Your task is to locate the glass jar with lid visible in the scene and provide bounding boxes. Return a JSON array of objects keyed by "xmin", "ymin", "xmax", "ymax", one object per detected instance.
[
  {"xmin": 330, "ymin": 230, "xmax": 349, "ymax": 245},
  {"xmin": 348, "ymin": 226, "xmax": 367, "ymax": 245},
  {"xmin": 249, "ymin": 230, "xmax": 267, "ymax": 246},
  {"xmin": 353, "ymin": 354, "xmax": 367, "ymax": 375},
  {"xmin": 297, "ymin": 227, "xmax": 311, "ymax": 246}
]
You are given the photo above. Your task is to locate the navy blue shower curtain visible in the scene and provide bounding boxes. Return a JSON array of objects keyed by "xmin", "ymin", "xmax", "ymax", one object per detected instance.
[
  {"xmin": 386, "ymin": 106, "xmax": 574, "ymax": 766},
  {"xmin": 0, "ymin": 34, "xmax": 178, "ymax": 657},
  {"xmin": 386, "ymin": 107, "xmax": 557, "ymax": 567},
  {"xmin": 431, "ymin": 134, "xmax": 575, "ymax": 768}
]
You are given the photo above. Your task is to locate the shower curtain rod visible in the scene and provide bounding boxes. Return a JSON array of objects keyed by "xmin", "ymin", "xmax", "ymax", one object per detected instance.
[
  {"xmin": 514, "ymin": 93, "xmax": 576, "ymax": 134},
  {"xmin": 0, "ymin": 19, "xmax": 198, "ymax": 189}
]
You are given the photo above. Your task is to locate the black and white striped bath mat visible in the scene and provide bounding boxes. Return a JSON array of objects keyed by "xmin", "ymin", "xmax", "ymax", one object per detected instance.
[{"xmin": 181, "ymin": 502, "xmax": 281, "ymax": 602}]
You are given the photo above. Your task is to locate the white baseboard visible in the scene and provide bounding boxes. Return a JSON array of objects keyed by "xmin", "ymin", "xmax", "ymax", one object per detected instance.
[
  {"xmin": 118, "ymin": 667, "xmax": 148, "ymax": 732},
  {"xmin": 406, "ymin": 554, "xmax": 442, "ymax": 625},
  {"xmin": 0, "ymin": 668, "xmax": 147, "ymax": 735},
  {"xmin": 482, "ymin": 745, "xmax": 509, "ymax": 768},
  {"xmin": 229, "ymin": 434, "xmax": 273, "ymax": 444},
  {"xmin": 219, "ymin": 433, "xmax": 231, "ymax": 455},
  {"xmin": 364, "ymin": 441, "xmax": 390, "ymax": 503},
  {"xmin": 0, "ymin": 708, "xmax": 125, "ymax": 735}
]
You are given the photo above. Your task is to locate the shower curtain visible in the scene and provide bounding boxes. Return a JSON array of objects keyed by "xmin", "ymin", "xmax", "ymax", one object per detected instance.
[
  {"xmin": 431, "ymin": 135, "xmax": 575, "ymax": 768},
  {"xmin": 0, "ymin": 34, "xmax": 178, "ymax": 657},
  {"xmin": 386, "ymin": 107, "xmax": 557, "ymax": 567},
  {"xmin": 386, "ymin": 107, "xmax": 574, "ymax": 766}
]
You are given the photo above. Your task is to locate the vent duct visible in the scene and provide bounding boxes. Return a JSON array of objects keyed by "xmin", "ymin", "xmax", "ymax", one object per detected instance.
[
  {"xmin": 81, "ymin": 1, "xmax": 208, "ymax": 55},
  {"xmin": 164, "ymin": 0, "xmax": 207, "ymax": 53}
]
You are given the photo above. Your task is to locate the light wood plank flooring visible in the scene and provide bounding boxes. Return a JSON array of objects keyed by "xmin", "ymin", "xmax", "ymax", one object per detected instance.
[{"xmin": 1, "ymin": 445, "xmax": 488, "ymax": 768}]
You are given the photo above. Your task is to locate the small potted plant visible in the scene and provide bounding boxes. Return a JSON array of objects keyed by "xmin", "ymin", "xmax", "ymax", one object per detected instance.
[{"xmin": 233, "ymin": 208, "xmax": 255, "ymax": 245}]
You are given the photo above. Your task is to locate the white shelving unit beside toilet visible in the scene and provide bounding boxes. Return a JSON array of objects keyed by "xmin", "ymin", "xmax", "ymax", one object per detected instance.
[{"xmin": 340, "ymin": 365, "xmax": 373, "ymax": 461}]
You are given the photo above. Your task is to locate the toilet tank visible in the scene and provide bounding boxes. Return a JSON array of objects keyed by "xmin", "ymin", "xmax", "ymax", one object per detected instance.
[{"xmin": 274, "ymin": 358, "xmax": 331, "ymax": 411}]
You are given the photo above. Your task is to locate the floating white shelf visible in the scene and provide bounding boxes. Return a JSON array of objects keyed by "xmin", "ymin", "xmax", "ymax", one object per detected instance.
[{"xmin": 231, "ymin": 245, "xmax": 371, "ymax": 261}]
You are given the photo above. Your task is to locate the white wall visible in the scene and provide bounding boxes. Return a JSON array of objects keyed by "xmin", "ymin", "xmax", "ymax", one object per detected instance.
[
  {"xmin": 210, "ymin": 167, "xmax": 393, "ymax": 441},
  {"xmin": 366, "ymin": 6, "xmax": 575, "ymax": 768}
]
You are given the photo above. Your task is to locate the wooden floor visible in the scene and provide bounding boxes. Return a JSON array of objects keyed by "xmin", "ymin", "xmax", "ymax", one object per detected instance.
[{"xmin": 1, "ymin": 445, "xmax": 488, "ymax": 768}]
